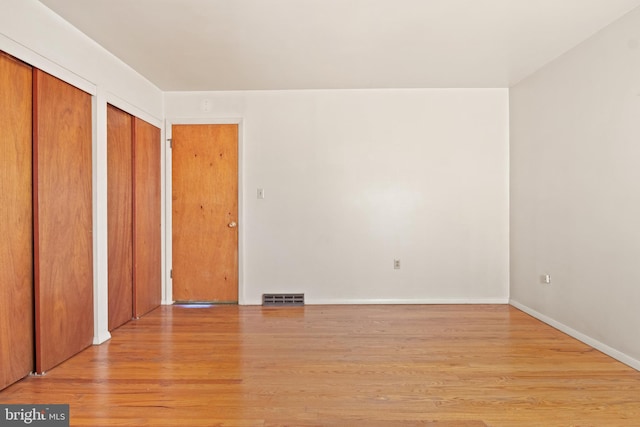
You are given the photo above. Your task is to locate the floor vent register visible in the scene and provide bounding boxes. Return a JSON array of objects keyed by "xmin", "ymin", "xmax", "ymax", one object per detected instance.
[{"xmin": 262, "ymin": 293, "xmax": 305, "ymax": 306}]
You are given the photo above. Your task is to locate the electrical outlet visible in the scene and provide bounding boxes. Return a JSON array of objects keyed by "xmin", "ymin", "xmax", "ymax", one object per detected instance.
[
  {"xmin": 540, "ymin": 274, "xmax": 551, "ymax": 284},
  {"xmin": 200, "ymin": 99, "xmax": 212, "ymax": 112},
  {"xmin": 257, "ymin": 188, "xmax": 265, "ymax": 199},
  {"xmin": 394, "ymin": 259, "xmax": 401, "ymax": 270}
]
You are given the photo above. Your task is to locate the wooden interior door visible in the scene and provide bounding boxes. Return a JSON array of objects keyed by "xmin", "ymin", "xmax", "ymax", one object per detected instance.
[
  {"xmin": 107, "ymin": 104, "xmax": 133, "ymax": 330},
  {"xmin": 0, "ymin": 52, "xmax": 34, "ymax": 390},
  {"xmin": 172, "ymin": 124, "xmax": 238, "ymax": 303},
  {"xmin": 132, "ymin": 117, "xmax": 161, "ymax": 317},
  {"xmin": 33, "ymin": 69, "xmax": 93, "ymax": 373}
]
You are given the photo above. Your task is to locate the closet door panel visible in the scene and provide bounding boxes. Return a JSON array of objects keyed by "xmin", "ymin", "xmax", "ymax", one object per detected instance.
[
  {"xmin": 33, "ymin": 69, "xmax": 93, "ymax": 373},
  {"xmin": 107, "ymin": 105, "xmax": 133, "ymax": 331},
  {"xmin": 0, "ymin": 52, "xmax": 34, "ymax": 390},
  {"xmin": 132, "ymin": 118, "xmax": 161, "ymax": 317}
]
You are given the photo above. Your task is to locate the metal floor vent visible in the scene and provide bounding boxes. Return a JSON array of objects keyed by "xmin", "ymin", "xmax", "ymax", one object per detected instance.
[{"xmin": 262, "ymin": 293, "xmax": 305, "ymax": 306}]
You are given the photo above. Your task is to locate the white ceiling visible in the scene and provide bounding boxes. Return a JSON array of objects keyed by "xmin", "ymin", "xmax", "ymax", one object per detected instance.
[{"xmin": 38, "ymin": 0, "xmax": 640, "ymax": 91}]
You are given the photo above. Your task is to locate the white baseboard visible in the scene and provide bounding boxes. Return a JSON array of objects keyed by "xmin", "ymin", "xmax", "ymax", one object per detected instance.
[
  {"xmin": 241, "ymin": 297, "xmax": 510, "ymax": 306},
  {"xmin": 92, "ymin": 330, "xmax": 111, "ymax": 345},
  {"xmin": 309, "ymin": 297, "xmax": 510, "ymax": 305},
  {"xmin": 510, "ymin": 300, "xmax": 640, "ymax": 372}
]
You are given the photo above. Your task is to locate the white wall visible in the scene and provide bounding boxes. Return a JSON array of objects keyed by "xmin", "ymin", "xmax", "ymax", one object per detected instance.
[
  {"xmin": 0, "ymin": 0, "xmax": 164, "ymax": 344},
  {"xmin": 166, "ymin": 89, "xmax": 509, "ymax": 305},
  {"xmin": 510, "ymin": 7, "xmax": 640, "ymax": 368}
]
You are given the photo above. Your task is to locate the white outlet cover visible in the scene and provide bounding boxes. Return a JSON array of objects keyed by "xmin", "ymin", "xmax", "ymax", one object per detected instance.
[{"xmin": 200, "ymin": 99, "xmax": 212, "ymax": 112}]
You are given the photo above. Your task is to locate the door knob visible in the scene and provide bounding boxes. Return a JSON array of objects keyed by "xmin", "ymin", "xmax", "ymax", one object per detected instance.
[{"xmin": 228, "ymin": 221, "xmax": 237, "ymax": 228}]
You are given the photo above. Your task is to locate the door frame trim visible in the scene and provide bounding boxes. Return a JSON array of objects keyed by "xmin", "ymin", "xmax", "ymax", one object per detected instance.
[{"xmin": 164, "ymin": 118, "xmax": 244, "ymax": 305}]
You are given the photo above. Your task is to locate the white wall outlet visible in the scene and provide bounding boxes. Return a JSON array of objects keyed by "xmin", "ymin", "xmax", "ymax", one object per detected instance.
[
  {"xmin": 541, "ymin": 274, "xmax": 551, "ymax": 284},
  {"xmin": 200, "ymin": 98, "xmax": 212, "ymax": 112},
  {"xmin": 394, "ymin": 259, "xmax": 401, "ymax": 270}
]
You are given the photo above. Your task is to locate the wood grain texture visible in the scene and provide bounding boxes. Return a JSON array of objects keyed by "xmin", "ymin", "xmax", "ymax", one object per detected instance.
[
  {"xmin": 0, "ymin": 52, "xmax": 34, "ymax": 390},
  {"xmin": 2, "ymin": 305, "xmax": 639, "ymax": 426},
  {"xmin": 132, "ymin": 117, "xmax": 161, "ymax": 317},
  {"xmin": 172, "ymin": 124, "xmax": 238, "ymax": 302},
  {"xmin": 33, "ymin": 69, "xmax": 93, "ymax": 373},
  {"xmin": 107, "ymin": 104, "xmax": 133, "ymax": 331}
]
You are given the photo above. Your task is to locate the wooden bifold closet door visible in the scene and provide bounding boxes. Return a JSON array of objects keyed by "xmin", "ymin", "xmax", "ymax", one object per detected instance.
[
  {"xmin": 33, "ymin": 69, "xmax": 93, "ymax": 374},
  {"xmin": 0, "ymin": 52, "xmax": 34, "ymax": 390},
  {"xmin": 132, "ymin": 117, "xmax": 162, "ymax": 318},
  {"xmin": 108, "ymin": 107, "xmax": 161, "ymax": 328},
  {"xmin": 107, "ymin": 105, "xmax": 134, "ymax": 331}
]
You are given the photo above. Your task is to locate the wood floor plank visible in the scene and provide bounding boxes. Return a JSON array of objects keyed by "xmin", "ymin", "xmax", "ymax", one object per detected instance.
[{"xmin": 1, "ymin": 305, "xmax": 639, "ymax": 426}]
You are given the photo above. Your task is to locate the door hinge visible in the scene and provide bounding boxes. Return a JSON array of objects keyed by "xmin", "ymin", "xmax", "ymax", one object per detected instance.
[
  {"xmin": 167, "ymin": 138, "xmax": 172, "ymax": 148},
  {"xmin": 170, "ymin": 269, "xmax": 173, "ymax": 279}
]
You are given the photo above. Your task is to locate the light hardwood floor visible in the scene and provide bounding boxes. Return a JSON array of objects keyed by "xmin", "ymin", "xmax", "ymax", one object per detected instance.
[{"xmin": 2, "ymin": 305, "xmax": 639, "ymax": 426}]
